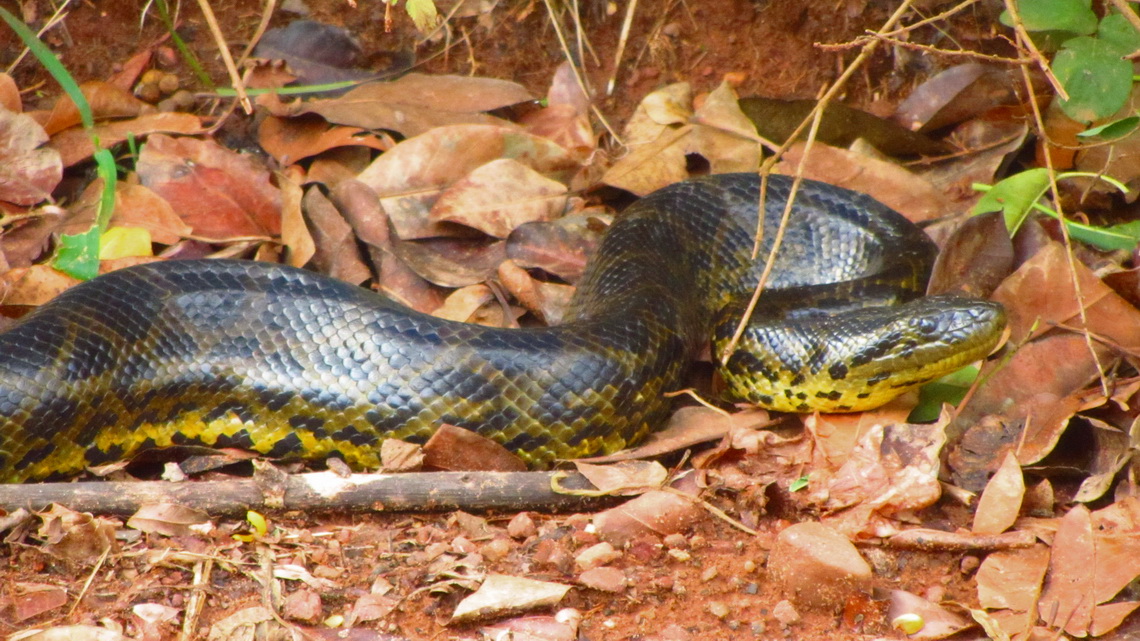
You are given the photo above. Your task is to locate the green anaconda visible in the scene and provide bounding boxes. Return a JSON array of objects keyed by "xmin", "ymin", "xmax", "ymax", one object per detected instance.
[{"xmin": 0, "ymin": 173, "xmax": 1006, "ymax": 482}]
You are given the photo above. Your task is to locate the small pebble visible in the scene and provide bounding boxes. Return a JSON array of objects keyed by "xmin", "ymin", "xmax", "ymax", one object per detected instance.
[
  {"xmin": 507, "ymin": 512, "xmax": 536, "ymax": 539},
  {"xmin": 707, "ymin": 601, "xmax": 730, "ymax": 619}
]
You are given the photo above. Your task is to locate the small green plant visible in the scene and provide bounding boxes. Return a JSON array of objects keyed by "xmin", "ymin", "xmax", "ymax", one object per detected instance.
[
  {"xmin": 1004, "ymin": 0, "xmax": 1140, "ymax": 123},
  {"xmin": 0, "ymin": 7, "xmax": 118, "ymax": 280}
]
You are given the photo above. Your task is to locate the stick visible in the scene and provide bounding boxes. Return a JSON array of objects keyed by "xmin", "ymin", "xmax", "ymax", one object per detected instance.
[{"xmin": 0, "ymin": 471, "xmax": 612, "ymax": 516}]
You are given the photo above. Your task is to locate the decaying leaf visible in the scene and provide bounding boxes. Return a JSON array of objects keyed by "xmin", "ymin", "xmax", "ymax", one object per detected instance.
[
  {"xmin": 450, "ymin": 574, "xmax": 571, "ymax": 624},
  {"xmin": 0, "ymin": 107, "xmax": 62, "ymax": 206}
]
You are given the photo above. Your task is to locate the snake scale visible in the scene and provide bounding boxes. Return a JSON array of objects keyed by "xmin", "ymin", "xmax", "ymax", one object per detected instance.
[{"xmin": 0, "ymin": 173, "xmax": 1006, "ymax": 482}]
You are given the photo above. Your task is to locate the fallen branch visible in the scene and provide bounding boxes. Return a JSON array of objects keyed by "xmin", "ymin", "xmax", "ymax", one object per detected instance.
[{"xmin": 0, "ymin": 471, "xmax": 613, "ymax": 516}]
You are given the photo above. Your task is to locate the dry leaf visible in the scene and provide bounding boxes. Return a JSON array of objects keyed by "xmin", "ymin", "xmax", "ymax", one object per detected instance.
[
  {"xmin": 299, "ymin": 74, "xmax": 533, "ymax": 138},
  {"xmin": 431, "ymin": 158, "xmax": 568, "ymax": 238},
  {"xmin": 972, "ymin": 452, "xmax": 1024, "ymax": 535},
  {"xmin": 450, "ymin": 574, "xmax": 571, "ymax": 624},
  {"xmin": 0, "ymin": 107, "xmax": 62, "ymax": 205},
  {"xmin": 137, "ymin": 134, "xmax": 282, "ymax": 239},
  {"xmin": 357, "ymin": 124, "xmax": 578, "ymax": 240}
]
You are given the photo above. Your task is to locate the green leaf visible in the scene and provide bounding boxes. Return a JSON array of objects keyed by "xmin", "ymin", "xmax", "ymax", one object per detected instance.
[
  {"xmin": 1078, "ymin": 113, "xmax": 1140, "ymax": 139},
  {"xmin": 53, "ymin": 231, "xmax": 101, "ymax": 281},
  {"xmin": 1001, "ymin": 0, "xmax": 1096, "ymax": 36},
  {"xmin": 1054, "ymin": 36, "xmax": 1133, "ymax": 123},
  {"xmin": 405, "ymin": 0, "xmax": 440, "ymax": 32},
  {"xmin": 972, "ymin": 168, "xmax": 1050, "ymax": 234},
  {"xmin": 1097, "ymin": 13, "xmax": 1140, "ymax": 56},
  {"xmin": 1064, "ymin": 218, "xmax": 1140, "ymax": 251},
  {"xmin": 789, "ymin": 476, "xmax": 809, "ymax": 492},
  {"xmin": 909, "ymin": 365, "xmax": 981, "ymax": 423}
]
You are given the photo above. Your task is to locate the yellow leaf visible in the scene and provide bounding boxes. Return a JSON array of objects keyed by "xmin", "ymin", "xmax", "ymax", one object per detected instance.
[{"xmin": 99, "ymin": 226, "xmax": 153, "ymax": 259}]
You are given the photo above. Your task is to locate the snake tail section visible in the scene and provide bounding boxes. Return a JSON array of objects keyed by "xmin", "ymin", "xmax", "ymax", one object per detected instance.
[{"xmin": 0, "ymin": 173, "xmax": 1005, "ymax": 482}]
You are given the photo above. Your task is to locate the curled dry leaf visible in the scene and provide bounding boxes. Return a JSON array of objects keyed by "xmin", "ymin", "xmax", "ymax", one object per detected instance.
[
  {"xmin": 137, "ymin": 134, "xmax": 282, "ymax": 239},
  {"xmin": 927, "ymin": 211, "xmax": 1014, "ymax": 297},
  {"xmin": 0, "ymin": 72, "xmax": 21, "ymax": 112},
  {"xmin": 496, "ymin": 259, "xmax": 573, "ymax": 324},
  {"xmin": 35, "ymin": 503, "xmax": 118, "ymax": 564},
  {"xmin": 278, "ymin": 170, "xmax": 315, "ymax": 268},
  {"xmin": 258, "ymin": 115, "xmax": 391, "ymax": 166},
  {"xmin": 300, "ymin": 187, "xmax": 371, "ymax": 284},
  {"xmin": 573, "ymin": 460, "xmax": 668, "ymax": 495},
  {"xmin": 894, "ymin": 63, "xmax": 1024, "ymax": 133},
  {"xmin": 422, "ymin": 423, "xmax": 527, "ymax": 472},
  {"xmin": 0, "ymin": 107, "xmax": 62, "ymax": 206},
  {"xmin": 126, "ymin": 502, "xmax": 211, "ymax": 537},
  {"xmin": 506, "ymin": 213, "xmax": 609, "ymax": 284},
  {"xmin": 357, "ymin": 124, "xmax": 578, "ymax": 240},
  {"xmin": 886, "ymin": 590, "xmax": 973, "ymax": 640},
  {"xmin": 450, "ymin": 574, "xmax": 571, "ymax": 624},
  {"xmin": 430, "ymin": 158, "xmax": 568, "ymax": 238},
  {"xmin": 40, "ymin": 81, "xmax": 147, "ymax": 135},
  {"xmin": 299, "ymin": 74, "xmax": 534, "ymax": 138},
  {"xmin": 48, "ymin": 112, "xmax": 203, "ymax": 168},
  {"xmin": 390, "ymin": 236, "xmax": 506, "ymax": 288},
  {"xmin": 591, "ymin": 474, "xmax": 706, "ymax": 546},
  {"xmin": 12, "ymin": 625, "xmax": 128, "ymax": 641}
]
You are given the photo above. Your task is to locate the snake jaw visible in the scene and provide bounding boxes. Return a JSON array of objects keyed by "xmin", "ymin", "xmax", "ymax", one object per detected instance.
[{"xmin": 716, "ymin": 295, "xmax": 1007, "ymax": 413}]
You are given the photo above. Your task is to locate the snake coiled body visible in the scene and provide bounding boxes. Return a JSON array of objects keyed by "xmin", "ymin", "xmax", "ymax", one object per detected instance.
[{"xmin": 0, "ymin": 174, "xmax": 1005, "ymax": 482}]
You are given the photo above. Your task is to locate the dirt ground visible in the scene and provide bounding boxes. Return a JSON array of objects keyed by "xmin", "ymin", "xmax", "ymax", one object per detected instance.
[{"xmin": 0, "ymin": 0, "xmax": 1123, "ymax": 640}]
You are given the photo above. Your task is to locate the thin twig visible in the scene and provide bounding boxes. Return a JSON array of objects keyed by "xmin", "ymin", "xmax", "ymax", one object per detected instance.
[
  {"xmin": 1016, "ymin": 61, "xmax": 1109, "ymax": 398},
  {"xmin": 719, "ymin": 0, "xmax": 918, "ymax": 362},
  {"xmin": 195, "ymin": 0, "xmax": 252, "ymax": 113},
  {"xmin": 607, "ymin": 0, "xmax": 639, "ymax": 96},
  {"xmin": 1003, "ymin": 0, "xmax": 1068, "ymax": 101}
]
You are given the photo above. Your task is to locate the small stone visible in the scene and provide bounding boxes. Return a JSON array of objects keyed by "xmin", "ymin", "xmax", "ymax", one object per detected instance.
[
  {"xmin": 743, "ymin": 582, "xmax": 759, "ymax": 595},
  {"xmin": 451, "ymin": 535, "xmax": 476, "ymax": 555},
  {"xmin": 960, "ymin": 555, "xmax": 981, "ymax": 575},
  {"xmin": 751, "ymin": 621, "xmax": 766, "ymax": 635},
  {"xmin": 767, "ymin": 522, "xmax": 872, "ymax": 609},
  {"xmin": 579, "ymin": 566, "xmax": 626, "ymax": 592},
  {"xmin": 700, "ymin": 566, "xmax": 718, "ymax": 582},
  {"xmin": 575, "ymin": 541, "xmax": 621, "ymax": 570},
  {"xmin": 707, "ymin": 601, "xmax": 730, "ymax": 619},
  {"xmin": 283, "ymin": 588, "xmax": 322, "ymax": 623},
  {"xmin": 743, "ymin": 559, "xmax": 757, "ymax": 573},
  {"xmin": 507, "ymin": 512, "xmax": 536, "ymax": 539},
  {"xmin": 657, "ymin": 623, "xmax": 692, "ymax": 641},
  {"xmin": 667, "ymin": 549, "xmax": 691, "ymax": 562},
  {"xmin": 661, "ymin": 22, "xmax": 682, "ymax": 37},
  {"xmin": 772, "ymin": 599, "xmax": 800, "ymax": 626},
  {"xmin": 663, "ymin": 533, "xmax": 688, "ymax": 549},
  {"xmin": 481, "ymin": 537, "xmax": 511, "ymax": 562}
]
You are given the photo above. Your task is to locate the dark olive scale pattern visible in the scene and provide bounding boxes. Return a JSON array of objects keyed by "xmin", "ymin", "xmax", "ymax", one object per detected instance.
[{"xmin": 0, "ymin": 173, "xmax": 1006, "ymax": 482}]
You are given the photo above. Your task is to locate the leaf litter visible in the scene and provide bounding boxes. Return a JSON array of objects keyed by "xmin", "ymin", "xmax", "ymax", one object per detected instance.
[{"xmin": 4, "ymin": 3, "xmax": 1140, "ymax": 640}]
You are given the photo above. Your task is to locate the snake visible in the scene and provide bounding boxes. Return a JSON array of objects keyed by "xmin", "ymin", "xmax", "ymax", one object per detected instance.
[{"xmin": 0, "ymin": 173, "xmax": 1006, "ymax": 483}]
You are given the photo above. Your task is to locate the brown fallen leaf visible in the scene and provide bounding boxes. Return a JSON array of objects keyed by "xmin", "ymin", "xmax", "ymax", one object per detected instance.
[
  {"xmin": 520, "ymin": 62, "xmax": 595, "ymax": 158},
  {"xmin": 450, "ymin": 574, "xmax": 571, "ymax": 624},
  {"xmin": 137, "ymin": 134, "xmax": 282, "ymax": 239},
  {"xmin": 430, "ymin": 158, "xmax": 568, "ymax": 238},
  {"xmin": 298, "ymin": 73, "xmax": 534, "ymax": 138},
  {"xmin": 0, "ymin": 72, "xmax": 21, "ymax": 112},
  {"xmin": 391, "ymin": 236, "xmax": 506, "ymax": 288},
  {"xmin": 48, "ymin": 112, "xmax": 203, "ymax": 167},
  {"xmin": 928, "ymin": 211, "xmax": 1014, "ymax": 297},
  {"xmin": 258, "ymin": 114, "xmax": 392, "ymax": 166},
  {"xmin": 40, "ymin": 81, "xmax": 147, "ymax": 135},
  {"xmin": 279, "ymin": 169, "xmax": 315, "ymax": 267},
  {"xmin": 886, "ymin": 590, "xmax": 973, "ymax": 640},
  {"xmin": 356, "ymin": 124, "xmax": 578, "ymax": 240},
  {"xmin": 1039, "ymin": 504, "xmax": 1095, "ymax": 636},
  {"xmin": 0, "ymin": 107, "xmax": 62, "ymax": 206},
  {"xmin": 126, "ymin": 502, "xmax": 211, "ymax": 537},
  {"xmin": 972, "ymin": 452, "xmax": 1024, "ymax": 535},
  {"xmin": 774, "ymin": 142, "xmax": 955, "ymax": 223},
  {"xmin": 423, "ymin": 423, "xmax": 527, "ymax": 472},
  {"xmin": 12, "ymin": 582, "xmax": 68, "ymax": 622},
  {"xmin": 35, "ymin": 503, "xmax": 118, "ymax": 565},
  {"xmin": 572, "ymin": 460, "xmax": 668, "ymax": 495},
  {"xmin": 894, "ymin": 63, "xmax": 1025, "ymax": 133},
  {"xmin": 592, "ymin": 474, "xmax": 706, "ymax": 546},
  {"xmin": 300, "ymin": 187, "xmax": 371, "ymax": 284},
  {"xmin": 109, "ymin": 182, "xmax": 193, "ymax": 245},
  {"xmin": 506, "ymin": 213, "xmax": 609, "ymax": 284}
]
